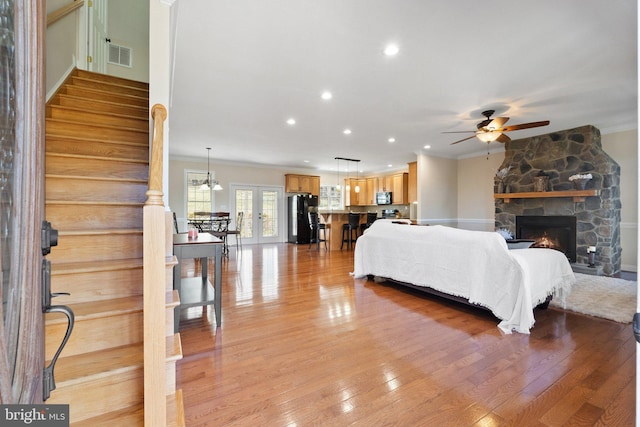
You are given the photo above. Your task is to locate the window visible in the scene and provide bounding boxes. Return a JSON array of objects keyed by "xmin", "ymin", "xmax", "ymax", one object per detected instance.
[
  {"xmin": 186, "ymin": 171, "xmax": 214, "ymax": 218},
  {"xmin": 319, "ymin": 185, "xmax": 343, "ymax": 210}
]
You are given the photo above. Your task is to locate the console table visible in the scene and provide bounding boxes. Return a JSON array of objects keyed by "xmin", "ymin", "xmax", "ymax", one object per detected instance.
[{"xmin": 173, "ymin": 233, "xmax": 223, "ymax": 332}]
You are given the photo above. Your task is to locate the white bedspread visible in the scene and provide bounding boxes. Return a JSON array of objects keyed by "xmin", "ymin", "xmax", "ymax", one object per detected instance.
[{"xmin": 353, "ymin": 221, "xmax": 575, "ymax": 334}]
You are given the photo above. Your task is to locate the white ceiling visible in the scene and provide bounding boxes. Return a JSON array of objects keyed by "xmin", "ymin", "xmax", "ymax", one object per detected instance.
[{"xmin": 169, "ymin": 0, "xmax": 637, "ymax": 174}]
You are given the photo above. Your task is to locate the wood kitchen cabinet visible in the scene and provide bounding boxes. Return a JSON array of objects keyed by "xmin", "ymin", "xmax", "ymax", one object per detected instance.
[
  {"xmin": 365, "ymin": 177, "xmax": 378, "ymax": 205},
  {"xmin": 346, "ymin": 178, "xmax": 368, "ymax": 206},
  {"xmin": 344, "ymin": 172, "xmax": 408, "ymax": 206},
  {"xmin": 380, "ymin": 172, "xmax": 408, "ymax": 204},
  {"xmin": 285, "ymin": 174, "xmax": 320, "ymax": 196},
  {"xmin": 408, "ymin": 162, "xmax": 417, "ymax": 203}
]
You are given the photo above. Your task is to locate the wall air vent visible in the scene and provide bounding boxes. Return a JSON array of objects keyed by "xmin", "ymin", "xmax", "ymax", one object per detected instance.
[{"xmin": 108, "ymin": 44, "xmax": 132, "ymax": 68}]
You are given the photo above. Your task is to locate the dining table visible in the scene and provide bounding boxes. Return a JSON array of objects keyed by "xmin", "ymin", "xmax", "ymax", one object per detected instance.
[{"xmin": 172, "ymin": 232, "xmax": 224, "ymax": 332}]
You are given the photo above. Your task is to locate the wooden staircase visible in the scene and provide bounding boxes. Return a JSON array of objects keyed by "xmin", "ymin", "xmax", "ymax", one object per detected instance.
[{"xmin": 45, "ymin": 69, "xmax": 183, "ymax": 426}]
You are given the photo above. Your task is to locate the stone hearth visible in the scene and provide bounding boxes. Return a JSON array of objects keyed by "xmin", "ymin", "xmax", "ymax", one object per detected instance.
[{"xmin": 495, "ymin": 125, "xmax": 621, "ymax": 276}]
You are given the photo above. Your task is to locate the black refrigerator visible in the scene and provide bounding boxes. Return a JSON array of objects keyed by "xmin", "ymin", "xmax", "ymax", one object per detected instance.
[{"xmin": 288, "ymin": 194, "xmax": 318, "ymax": 244}]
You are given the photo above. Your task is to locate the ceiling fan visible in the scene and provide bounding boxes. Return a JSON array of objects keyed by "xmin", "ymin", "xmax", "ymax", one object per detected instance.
[{"xmin": 445, "ymin": 110, "xmax": 550, "ymax": 145}]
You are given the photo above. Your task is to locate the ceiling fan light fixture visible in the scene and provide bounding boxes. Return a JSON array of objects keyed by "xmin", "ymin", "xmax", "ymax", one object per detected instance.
[{"xmin": 477, "ymin": 131, "xmax": 502, "ymax": 143}]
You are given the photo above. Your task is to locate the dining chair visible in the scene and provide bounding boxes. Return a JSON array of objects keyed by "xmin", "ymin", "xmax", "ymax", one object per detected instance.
[
  {"xmin": 208, "ymin": 212, "xmax": 231, "ymax": 256},
  {"xmin": 227, "ymin": 211, "xmax": 244, "ymax": 251}
]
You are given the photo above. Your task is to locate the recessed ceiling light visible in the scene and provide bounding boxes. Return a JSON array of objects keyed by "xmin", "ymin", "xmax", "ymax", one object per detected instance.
[
  {"xmin": 388, "ymin": 137, "xmax": 396, "ymax": 143},
  {"xmin": 343, "ymin": 129, "xmax": 352, "ymax": 135},
  {"xmin": 387, "ymin": 164, "xmax": 393, "ymax": 168},
  {"xmin": 384, "ymin": 44, "xmax": 399, "ymax": 56},
  {"xmin": 424, "ymin": 144, "xmax": 431, "ymax": 149},
  {"xmin": 321, "ymin": 91, "xmax": 332, "ymax": 100},
  {"xmin": 286, "ymin": 118, "xmax": 296, "ymax": 125},
  {"xmin": 303, "ymin": 160, "xmax": 310, "ymax": 163}
]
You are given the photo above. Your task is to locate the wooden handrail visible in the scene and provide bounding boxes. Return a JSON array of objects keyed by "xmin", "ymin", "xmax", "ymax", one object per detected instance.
[
  {"xmin": 47, "ymin": 0, "xmax": 84, "ymax": 27},
  {"xmin": 146, "ymin": 104, "xmax": 167, "ymax": 206}
]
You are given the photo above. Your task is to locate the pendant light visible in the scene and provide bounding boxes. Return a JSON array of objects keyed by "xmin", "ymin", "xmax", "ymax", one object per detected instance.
[
  {"xmin": 345, "ymin": 160, "xmax": 350, "ymax": 192},
  {"xmin": 354, "ymin": 162, "xmax": 360, "ymax": 193},
  {"xmin": 200, "ymin": 147, "xmax": 223, "ymax": 191},
  {"xmin": 335, "ymin": 157, "xmax": 341, "ymax": 191}
]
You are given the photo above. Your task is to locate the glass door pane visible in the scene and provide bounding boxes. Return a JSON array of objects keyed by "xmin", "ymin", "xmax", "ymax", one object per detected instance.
[{"xmin": 231, "ymin": 185, "xmax": 283, "ymax": 245}]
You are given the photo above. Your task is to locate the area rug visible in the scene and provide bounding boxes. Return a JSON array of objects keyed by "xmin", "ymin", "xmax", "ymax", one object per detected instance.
[{"xmin": 550, "ymin": 273, "xmax": 637, "ymax": 323}]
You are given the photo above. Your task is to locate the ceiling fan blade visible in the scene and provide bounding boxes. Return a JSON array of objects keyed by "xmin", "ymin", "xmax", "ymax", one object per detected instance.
[
  {"xmin": 488, "ymin": 117, "xmax": 509, "ymax": 129},
  {"xmin": 442, "ymin": 131, "xmax": 476, "ymax": 134},
  {"xmin": 450, "ymin": 135, "xmax": 478, "ymax": 145},
  {"xmin": 502, "ymin": 120, "xmax": 550, "ymax": 132},
  {"xmin": 496, "ymin": 133, "xmax": 511, "ymax": 143}
]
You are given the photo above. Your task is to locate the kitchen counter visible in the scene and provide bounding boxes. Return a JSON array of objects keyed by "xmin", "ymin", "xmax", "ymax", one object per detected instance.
[{"xmin": 318, "ymin": 211, "xmax": 409, "ymax": 251}]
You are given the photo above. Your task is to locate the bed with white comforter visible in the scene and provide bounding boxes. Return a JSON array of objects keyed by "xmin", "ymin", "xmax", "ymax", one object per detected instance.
[{"xmin": 353, "ymin": 220, "xmax": 575, "ymax": 334}]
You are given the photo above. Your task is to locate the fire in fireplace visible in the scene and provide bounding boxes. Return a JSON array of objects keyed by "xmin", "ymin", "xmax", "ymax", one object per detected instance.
[{"xmin": 516, "ymin": 216, "xmax": 577, "ymax": 262}]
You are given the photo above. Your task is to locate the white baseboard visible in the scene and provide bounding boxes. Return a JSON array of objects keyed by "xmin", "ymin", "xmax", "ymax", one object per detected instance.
[
  {"xmin": 46, "ymin": 63, "xmax": 76, "ymax": 102},
  {"xmin": 621, "ymin": 264, "xmax": 637, "ymax": 273}
]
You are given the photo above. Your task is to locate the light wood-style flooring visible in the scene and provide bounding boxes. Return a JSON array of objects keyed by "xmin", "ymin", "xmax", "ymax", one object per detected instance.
[{"xmin": 177, "ymin": 243, "xmax": 635, "ymax": 426}]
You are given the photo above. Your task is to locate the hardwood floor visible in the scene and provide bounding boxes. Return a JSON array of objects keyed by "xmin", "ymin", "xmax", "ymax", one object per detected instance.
[{"xmin": 177, "ymin": 244, "xmax": 635, "ymax": 426}]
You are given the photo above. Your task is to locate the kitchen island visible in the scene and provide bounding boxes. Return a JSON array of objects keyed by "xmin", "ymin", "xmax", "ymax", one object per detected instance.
[{"xmin": 318, "ymin": 210, "xmax": 408, "ymax": 251}]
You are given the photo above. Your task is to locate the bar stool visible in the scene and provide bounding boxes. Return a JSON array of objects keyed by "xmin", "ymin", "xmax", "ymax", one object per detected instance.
[
  {"xmin": 360, "ymin": 211, "xmax": 378, "ymax": 234},
  {"xmin": 341, "ymin": 212, "xmax": 360, "ymax": 250},
  {"xmin": 308, "ymin": 212, "xmax": 327, "ymax": 251}
]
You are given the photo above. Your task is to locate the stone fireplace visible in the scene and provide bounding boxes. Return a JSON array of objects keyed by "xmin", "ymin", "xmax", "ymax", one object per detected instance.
[{"xmin": 495, "ymin": 125, "xmax": 621, "ymax": 276}]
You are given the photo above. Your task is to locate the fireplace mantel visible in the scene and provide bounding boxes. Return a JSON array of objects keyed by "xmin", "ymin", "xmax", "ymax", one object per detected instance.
[{"xmin": 494, "ymin": 189, "xmax": 600, "ymax": 204}]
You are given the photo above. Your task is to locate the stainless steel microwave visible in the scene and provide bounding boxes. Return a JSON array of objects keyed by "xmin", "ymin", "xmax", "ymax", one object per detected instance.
[{"xmin": 376, "ymin": 192, "xmax": 392, "ymax": 205}]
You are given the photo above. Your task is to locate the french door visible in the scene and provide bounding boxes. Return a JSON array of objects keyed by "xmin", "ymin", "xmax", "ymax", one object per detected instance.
[{"xmin": 230, "ymin": 184, "xmax": 284, "ymax": 245}]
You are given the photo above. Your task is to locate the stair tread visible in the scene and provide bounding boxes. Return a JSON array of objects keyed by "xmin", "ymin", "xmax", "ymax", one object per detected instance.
[
  {"xmin": 73, "ymin": 69, "xmax": 150, "ymax": 89},
  {"xmin": 49, "ymin": 256, "xmax": 178, "ymax": 275},
  {"xmin": 46, "ymin": 296, "xmax": 143, "ymax": 325},
  {"xmin": 70, "ymin": 75, "xmax": 149, "ymax": 92},
  {"xmin": 48, "ymin": 104, "xmax": 149, "ymax": 122},
  {"xmin": 63, "ymin": 81, "xmax": 148, "ymax": 99},
  {"xmin": 72, "ymin": 392, "xmax": 184, "ymax": 427},
  {"xmin": 46, "ymin": 152, "xmax": 149, "ymax": 165},
  {"xmin": 50, "ymin": 342, "xmax": 144, "ymax": 385},
  {"xmin": 46, "ymin": 173, "xmax": 147, "ymax": 183},
  {"xmin": 46, "ymin": 200, "xmax": 145, "ymax": 207},
  {"xmin": 169, "ymin": 390, "xmax": 186, "ymax": 427},
  {"xmin": 167, "ymin": 290, "xmax": 180, "ymax": 308},
  {"xmin": 50, "ymin": 333, "xmax": 180, "ymax": 385},
  {"xmin": 56, "ymin": 92, "xmax": 149, "ymax": 111},
  {"xmin": 167, "ymin": 333, "xmax": 183, "ymax": 363},
  {"xmin": 46, "ymin": 117, "xmax": 149, "ymax": 134},
  {"xmin": 57, "ymin": 228, "xmax": 142, "ymax": 236},
  {"xmin": 46, "ymin": 133, "xmax": 148, "ymax": 148}
]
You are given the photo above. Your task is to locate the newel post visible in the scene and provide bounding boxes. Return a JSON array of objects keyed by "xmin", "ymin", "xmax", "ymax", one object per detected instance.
[{"xmin": 147, "ymin": 103, "xmax": 167, "ymax": 206}]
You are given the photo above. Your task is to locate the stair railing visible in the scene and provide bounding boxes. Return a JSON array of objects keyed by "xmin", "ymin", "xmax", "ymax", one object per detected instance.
[
  {"xmin": 47, "ymin": 0, "xmax": 85, "ymax": 27},
  {"xmin": 144, "ymin": 104, "xmax": 168, "ymax": 426}
]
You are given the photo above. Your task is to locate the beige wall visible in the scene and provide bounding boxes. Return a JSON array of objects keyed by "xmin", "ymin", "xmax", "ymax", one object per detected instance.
[
  {"xmin": 107, "ymin": 0, "xmax": 149, "ymax": 82},
  {"xmin": 602, "ymin": 129, "xmax": 638, "ymax": 271},
  {"xmin": 416, "ymin": 154, "xmax": 458, "ymax": 223},
  {"xmin": 46, "ymin": 0, "xmax": 79, "ymax": 96},
  {"xmin": 456, "ymin": 152, "xmax": 504, "ymax": 231}
]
